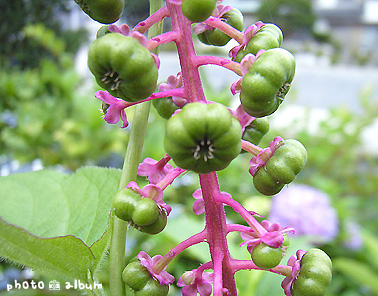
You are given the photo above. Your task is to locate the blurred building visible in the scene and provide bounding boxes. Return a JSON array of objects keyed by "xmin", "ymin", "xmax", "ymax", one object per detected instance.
[{"xmin": 228, "ymin": 0, "xmax": 378, "ymax": 61}]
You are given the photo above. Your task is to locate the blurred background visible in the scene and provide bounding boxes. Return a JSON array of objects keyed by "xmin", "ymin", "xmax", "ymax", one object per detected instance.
[{"xmin": 1, "ymin": 0, "xmax": 378, "ymax": 295}]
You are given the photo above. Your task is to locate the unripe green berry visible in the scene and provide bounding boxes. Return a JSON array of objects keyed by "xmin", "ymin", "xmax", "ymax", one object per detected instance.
[
  {"xmin": 113, "ymin": 188, "xmax": 140, "ymax": 221},
  {"xmin": 251, "ymin": 242, "xmax": 283, "ymax": 269},
  {"xmin": 291, "ymin": 248, "xmax": 332, "ymax": 296},
  {"xmin": 132, "ymin": 198, "xmax": 160, "ymax": 226},
  {"xmin": 134, "ymin": 279, "xmax": 169, "ymax": 296},
  {"xmin": 139, "ymin": 212, "xmax": 167, "ymax": 235},
  {"xmin": 164, "ymin": 102, "xmax": 242, "ymax": 174},
  {"xmin": 181, "ymin": 0, "xmax": 217, "ymax": 23},
  {"xmin": 122, "ymin": 260, "xmax": 151, "ymax": 291},
  {"xmin": 197, "ymin": 9, "xmax": 244, "ymax": 46},
  {"xmin": 242, "ymin": 117, "xmax": 269, "ymax": 145},
  {"xmin": 75, "ymin": 0, "xmax": 124, "ymax": 24},
  {"xmin": 153, "ymin": 97, "xmax": 180, "ymax": 119}
]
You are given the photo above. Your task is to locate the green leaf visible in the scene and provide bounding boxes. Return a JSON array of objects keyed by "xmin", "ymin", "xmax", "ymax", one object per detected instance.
[
  {"xmin": 0, "ymin": 218, "xmax": 93, "ymax": 281},
  {"xmin": 362, "ymin": 230, "xmax": 378, "ymax": 270},
  {"xmin": 0, "ymin": 167, "xmax": 121, "ymax": 280},
  {"xmin": 333, "ymin": 258, "xmax": 378, "ymax": 295}
]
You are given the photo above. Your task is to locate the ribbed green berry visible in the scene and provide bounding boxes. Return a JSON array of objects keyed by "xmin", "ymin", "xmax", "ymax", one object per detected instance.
[
  {"xmin": 242, "ymin": 117, "xmax": 269, "ymax": 145},
  {"xmin": 88, "ymin": 33, "xmax": 158, "ymax": 102},
  {"xmin": 253, "ymin": 139, "xmax": 307, "ymax": 196},
  {"xmin": 113, "ymin": 188, "xmax": 140, "ymax": 222},
  {"xmin": 139, "ymin": 212, "xmax": 167, "ymax": 235},
  {"xmin": 132, "ymin": 198, "xmax": 160, "ymax": 226},
  {"xmin": 291, "ymin": 248, "xmax": 332, "ymax": 296},
  {"xmin": 164, "ymin": 102, "xmax": 242, "ymax": 174},
  {"xmin": 240, "ymin": 48, "xmax": 295, "ymax": 118},
  {"xmin": 235, "ymin": 23, "xmax": 283, "ymax": 62}
]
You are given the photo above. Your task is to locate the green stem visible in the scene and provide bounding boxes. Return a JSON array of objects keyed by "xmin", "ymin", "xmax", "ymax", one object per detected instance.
[{"xmin": 109, "ymin": 1, "xmax": 165, "ymax": 295}]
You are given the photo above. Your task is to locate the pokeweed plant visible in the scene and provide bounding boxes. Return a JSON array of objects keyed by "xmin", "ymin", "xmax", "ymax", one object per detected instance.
[{"xmin": 0, "ymin": 0, "xmax": 333, "ymax": 296}]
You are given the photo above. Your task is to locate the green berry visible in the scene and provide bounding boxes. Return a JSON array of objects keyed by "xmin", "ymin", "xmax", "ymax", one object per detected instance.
[
  {"xmin": 198, "ymin": 9, "xmax": 244, "ymax": 46},
  {"xmin": 236, "ymin": 23, "xmax": 283, "ymax": 62},
  {"xmin": 132, "ymin": 198, "xmax": 160, "ymax": 226},
  {"xmin": 291, "ymin": 248, "xmax": 332, "ymax": 296},
  {"xmin": 164, "ymin": 102, "xmax": 242, "ymax": 174},
  {"xmin": 134, "ymin": 279, "xmax": 169, "ymax": 296},
  {"xmin": 112, "ymin": 188, "xmax": 167, "ymax": 234},
  {"xmin": 242, "ymin": 117, "xmax": 269, "ymax": 145},
  {"xmin": 251, "ymin": 242, "xmax": 283, "ymax": 269},
  {"xmin": 181, "ymin": 0, "xmax": 217, "ymax": 23},
  {"xmin": 153, "ymin": 97, "xmax": 180, "ymax": 119},
  {"xmin": 88, "ymin": 33, "xmax": 158, "ymax": 102},
  {"xmin": 253, "ymin": 139, "xmax": 307, "ymax": 196},
  {"xmin": 113, "ymin": 188, "xmax": 141, "ymax": 222},
  {"xmin": 74, "ymin": 0, "xmax": 124, "ymax": 24},
  {"xmin": 139, "ymin": 212, "xmax": 167, "ymax": 235},
  {"xmin": 240, "ymin": 48, "xmax": 295, "ymax": 118},
  {"xmin": 122, "ymin": 260, "xmax": 151, "ymax": 291}
]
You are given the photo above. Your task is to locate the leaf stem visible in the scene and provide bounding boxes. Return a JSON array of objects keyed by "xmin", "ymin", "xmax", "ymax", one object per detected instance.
[{"xmin": 109, "ymin": 1, "xmax": 165, "ymax": 295}]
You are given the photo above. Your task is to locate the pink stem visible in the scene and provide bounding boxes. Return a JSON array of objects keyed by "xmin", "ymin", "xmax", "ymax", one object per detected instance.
[
  {"xmin": 147, "ymin": 31, "xmax": 180, "ymax": 51},
  {"xmin": 153, "ymin": 230, "xmax": 207, "ymax": 274},
  {"xmin": 194, "ymin": 55, "xmax": 242, "ymax": 76},
  {"xmin": 149, "ymin": 87, "xmax": 186, "ymax": 100},
  {"xmin": 231, "ymin": 260, "xmax": 293, "ymax": 277},
  {"xmin": 241, "ymin": 139, "xmax": 263, "ymax": 155},
  {"xmin": 203, "ymin": 17, "xmax": 244, "ymax": 44},
  {"xmin": 199, "ymin": 172, "xmax": 237, "ymax": 296},
  {"xmin": 215, "ymin": 193, "xmax": 267, "ymax": 237},
  {"xmin": 156, "ymin": 167, "xmax": 186, "ymax": 190},
  {"xmin": 230, "ymin": 259, "xmax": 260, "ymax": 272},
  {"xmin": 213, "ymin": 250, "xmax": 224, "ymax": 296},
  {"xmin": 227, "ymin": 223, "xmax": 255, "ymax": 235},
  {"xmin": 133, "ymin": 5, "xmax": 170, "ymax": 34},
  {"xmin": 196, "ymin": 261, "xmax": 213, "ymax": 277},
  {"xmin": 167, "ymin": 1, "xmax": 206, "ymax": 103}
]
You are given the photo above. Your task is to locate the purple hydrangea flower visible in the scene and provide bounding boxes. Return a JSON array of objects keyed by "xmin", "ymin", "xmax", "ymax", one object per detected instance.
[{"xmin": 269, "ymin": 184, "xmax": 338, "ymax": 243}]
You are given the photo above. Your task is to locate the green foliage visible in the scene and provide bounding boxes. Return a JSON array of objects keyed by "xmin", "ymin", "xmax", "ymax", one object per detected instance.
[
  {"xmin": 0, "ymin": 25, "xmax": 128, "ymax": 170},
  {"xmin": 0, "ymin": 0, "xmax": 87, "ymax": 68},
  {"xmin": 264, "ymin": 87, "xmax": 378, "ymax": 295},
  {"xmin": 0, "ymin": 167, "xmax": 121, "ymax": 281},
  {"xmin": 256, "ymin": 0, "xmax": 315, "ymax": 37}
]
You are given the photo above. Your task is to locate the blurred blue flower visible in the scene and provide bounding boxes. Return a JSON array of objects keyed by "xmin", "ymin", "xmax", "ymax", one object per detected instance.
[
  {"xmin": 342, "ymin": 221, "xmax": 363, "ymax": 250},
  {"xmin": 269, "ymin": 184, "xmax": 338, "ymax": 243}
]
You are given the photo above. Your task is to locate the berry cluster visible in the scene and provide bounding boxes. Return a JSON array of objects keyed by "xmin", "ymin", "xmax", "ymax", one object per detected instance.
[{"xmin": 76, "ymin": 0, "xmax": 333, "ymax": 295}]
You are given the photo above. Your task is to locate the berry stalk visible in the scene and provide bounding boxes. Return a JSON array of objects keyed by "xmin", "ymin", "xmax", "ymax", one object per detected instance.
[
  {"xmin": 109, "ymin": 1, "xmax": 165, "ymax": 295},
  {"xmin": 167, "ymin": 1, "xmax": 206, "ymax": 103},
  {"xmin": 200, "ymin": 172, "xmax": 237, "ymax": 296}
]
